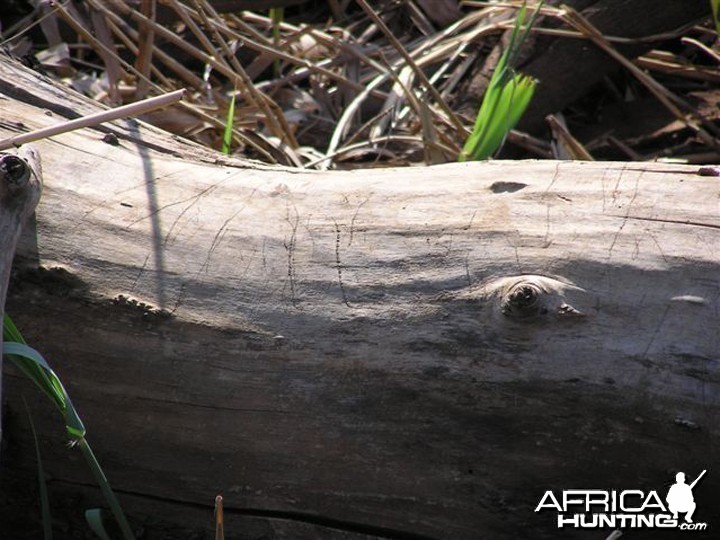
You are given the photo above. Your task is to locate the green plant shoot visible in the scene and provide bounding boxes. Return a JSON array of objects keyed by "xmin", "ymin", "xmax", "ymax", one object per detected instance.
[
  {"xmin": 221, "ymin": 91, "xmax": 236, "ymax": 155},
  {"xmin": 270, "ymin": 7, "xmax": 284, "ymax": 78},
  {"xmin": 712, "ymin": 0, "xmax": 720, "ymax": 35},
  {"xmin": 3, "ymin": 314, "xmax": 135, "ymax": 540},
  {"xmin": 459, "ymin": 1, "xmax": 543, "ymax": 161}
]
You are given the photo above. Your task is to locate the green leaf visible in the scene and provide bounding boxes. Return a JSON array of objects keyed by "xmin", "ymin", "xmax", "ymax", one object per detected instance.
[
  {"xmin": 85, "ymin": 509, "xmax": 114, "ymax": 540},
  {"xmin": 3, "ymin": 315, "xmax": 134, "ymax": 539},
  {"xmin": 221, "ymin": 92, "xmax": 236, "ymax": 155},
  {"xmin": 3, "ymin": 341, "xmax": 86, "ymax": 439},
  {"xmin": 269, "ymin": 7, "xmax": 284, "ymax": 78},
  {"xmin": 24, "ymin": 397, "xmax": 53, "ymax": 540},
  {"xmin": 460, "ymin": 1, "xmax": 543, "ymax": 161},
  {"xmin": 461, "ymin": 73, "xmax": 536, "ymax": 160}
]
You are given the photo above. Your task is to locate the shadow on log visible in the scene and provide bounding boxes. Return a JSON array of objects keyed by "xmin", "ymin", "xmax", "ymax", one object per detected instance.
[{"xmin": 0, "ymin": 54, "xmax": 718, "ymax": 539}]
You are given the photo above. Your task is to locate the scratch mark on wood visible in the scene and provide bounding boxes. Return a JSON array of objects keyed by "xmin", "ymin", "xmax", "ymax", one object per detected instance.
[
  {"xmin": 544, "ymin": 162, "xmax": 561, "ymax": 196},
  {"xmin": 125, "ymin": 182, "xmax": 221, "ymax": 230},
  {"xmin": 646, "ymin": 231, "xmax": 669, "ymax": 264},
  {"xmin": 130, "ymin": 252, "xmax": 152, "ymax": 293},
  {"xmin": 607, "ymin": 220, "xmax": 626, "ymax": 259},
  {"xmin": 608, "ymin": 170, "xmax": 641, "ymax": 258},
  {"xmin": 464, "ymin": 251, "xmax": 472, "ymax": 286},
  {"xmin": 641, "ymin": 304, "xmax": 670, "ymax": 360},
  {"xmin": 335, "ymin": 220, "xmax": 351, "ymax": 307},
  {"xmin": 163, "ymin": 187, "xmax": 215, "ymax": 246},
  {"xmin": 600, "ymin": 169, "xmax": 609, "ymax": 212},
  {"xmin": 348, "ymin": 197, "xmax": 369, "ymax": 247},
  {"xmin": 200, "ymin": 204, "xmax": 246, "ymax": 275},
  {"xmin": 137, "ymin": 396, "xmax": 298, "ymax": 415},
  {"xmin": 462, "ymin": 209, "xmax": 477, "ymax": 231},
  {"xmin": 284, "ymin": 203, "xmax": 299, "ymax": 304},
  {"xmin": 543, "ymin": 204, "xmax": 551, "ymax": 246},
  {"xmin": 620, "ymin": 215, "xmax": 720, "ymax": 231},
  {"xmin": 611, "ymin": 164, "xmax": 626, "ymax": 204},
  {"xmin": 198, "ymin": 186, "xmax": 261, "ymax": 276},
  {"xmin": 170, "ymin": 282, "xmax": 186, "ymax": 314}
]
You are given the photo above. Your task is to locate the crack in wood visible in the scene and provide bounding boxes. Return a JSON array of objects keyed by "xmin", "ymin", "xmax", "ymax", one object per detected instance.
[
  {"xmin": 620, "ymin": 215, "xmax": 720, "ymax": 231},
  {"xmin": 334, "ymin": 220, "xmax": 350, "ymax": 307},
  {"xmin": 50, "ymin": 477, "xmax": 439, "ymax": 540},
  {"xmin": 347, "ymin": 196, "xmax": 369, "ymax": 248},
  {"xmin": 283, "ymin": 203, "xmax": 299, "ymax": 304},
  {"xmin": 136, "ymin": 396, "xmax": 296, "ymax": 415}
]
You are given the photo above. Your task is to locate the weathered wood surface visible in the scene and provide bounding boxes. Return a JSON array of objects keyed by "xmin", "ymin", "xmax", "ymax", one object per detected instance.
[{"xmin": 0, "ymin": 55, "xmax": 719, "ymax": 538}]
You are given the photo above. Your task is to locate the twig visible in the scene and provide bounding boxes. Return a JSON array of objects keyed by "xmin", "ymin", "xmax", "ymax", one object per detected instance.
[
  {"xmin": 192, "ymin": 0, "xmax": 298, "ymax": 150},
  {"xmin": 214, "ymin": 495, "xmax": 224, "ymax": 540},
  {"xmin": 0, "ymin": 89, "xmax": 185, "ymax": 150},
  {"xmin": 546, "ymin": 114, "xmax": 594, "ymax": 160},
  {"xmin": 354, "ymin": 0, "xmax": 468, "ymax": 137},
  {"xmin": 134, "ymin": 0, "xmax": 158, "ymax": 99},
  {"xmin": 559, "ymin": 5, "xmax": 720, "ymax": 150},
  {"xmin": 681, "ymin": 36, "xmax": 720, "ymax": 63},
  {"xmin": 171, "ymin": 1, "xmax": 371, "ymax": 94},
  {"xmin": 304, "ymin": 134, "xmax": 455, "ymax": 168}
]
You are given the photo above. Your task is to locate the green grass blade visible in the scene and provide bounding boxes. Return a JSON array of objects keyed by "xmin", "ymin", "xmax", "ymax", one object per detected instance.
[
  {"xmin": 24, "ymin": 397, "xmax": 53, "ymax": 540},
  {"xmin": 3, "ymin": 316, "xmax": 133, "ymax": 538},
  {"xmin": 85, "ymin": 509, "xmax": 113, "ymax": 540},
  {"xmin": 270, "ymin": 7, "xmax": 284, "ymax": 78},
  {"xmin": 78, "ymin": 439, "xmax": 135, "ymax": 540},
  {"xmin": 712, "ymin": 0, "xmax": 720, "ymax": 35},
  {"xmin": 3, "ymin": 341, "xmax": 85, "ymax": 438},
  {"xmin": 462, "ymin": 74, "xmax": 536, "ymax": 160},
  {"xmin": 459, "ymin": 1, "xmax": 543, "ymax": 161},
  {"xmin": 3, "ymin": 315, "xmax": 61, "ymax": 410},
  {"xmin": 221, "ymin": 92, "xmax": 236, "ymax": 155},
  {"xmin": 3, "ymin": 312, "xmax": 24, "ymax": 342}
]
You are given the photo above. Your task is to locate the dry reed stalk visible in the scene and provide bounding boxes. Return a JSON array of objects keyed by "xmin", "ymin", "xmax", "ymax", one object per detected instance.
[
  {"xmin": 0, "ymin": 89, "xmax": 185, "ymax": 150},
  {"xmin": 559, "ymin": 5, "xmax": 720, "ymax": 150},
  {"xmin": 134, "ymin": 0, "xmax": 157, "ymax": 99},
  {"xmin": 355, "ymin": 0, "xmax": 467, "ymax": 136},
  {"xmin": 192, "ymin": 0, "xmax": 299, "ymax": 151}
]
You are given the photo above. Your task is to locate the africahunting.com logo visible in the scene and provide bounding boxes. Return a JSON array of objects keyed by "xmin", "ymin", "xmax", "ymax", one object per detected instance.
[{"xmin": 535, "ymin": 470, "xmax": 708, "ymax": 531}]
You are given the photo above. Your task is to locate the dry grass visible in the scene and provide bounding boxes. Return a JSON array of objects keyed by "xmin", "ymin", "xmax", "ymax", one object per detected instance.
[{"xmin": 2, "ymin": 0, "xmax": 719, "ymax": 166}]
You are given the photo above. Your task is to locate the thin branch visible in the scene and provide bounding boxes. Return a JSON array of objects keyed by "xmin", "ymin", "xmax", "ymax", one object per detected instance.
[
  {"xmin": 0, "ymin": 90, "xmax": 186, "ymax": 150},
  {"xmin": 354, "ymin": 0, "xmax": 468, "ymax": 137}
]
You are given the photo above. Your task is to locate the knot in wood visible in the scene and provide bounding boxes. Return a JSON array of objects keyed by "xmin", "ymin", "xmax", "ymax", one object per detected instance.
[
  {"xmin": 473, "ymin": 274, "xmax": 586, "ymax": 324},
  {"xmin": 0, "ymin": 146, "xmax": 42, "ymax": 218},
  {"xmin": 501, "ymin": 282, "xmax": 544, "ymax": 320},
  {"xmin": 0, "ymin": 155, "xmax": 31, "ymax": 187}
]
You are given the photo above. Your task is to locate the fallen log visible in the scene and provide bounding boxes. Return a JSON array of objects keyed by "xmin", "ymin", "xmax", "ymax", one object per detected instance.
[{"xmin": 0, "ymin": 54, "xmax": 718, "ymax": 538}]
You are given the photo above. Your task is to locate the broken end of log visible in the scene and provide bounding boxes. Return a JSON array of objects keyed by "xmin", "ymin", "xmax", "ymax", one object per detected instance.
[
  {"xmin": 0, "ymin": 145, "xmax": 43, "ymax": 445},
  {"xmin": 0, "ymin": 146, "xmax": 43, "ymax": 219}
]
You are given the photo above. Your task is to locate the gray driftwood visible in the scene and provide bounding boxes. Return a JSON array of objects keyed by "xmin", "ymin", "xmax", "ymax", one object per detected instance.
[{"xmin": 0, "ymin": 55, "xmax": 718, "ymax": 538}]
